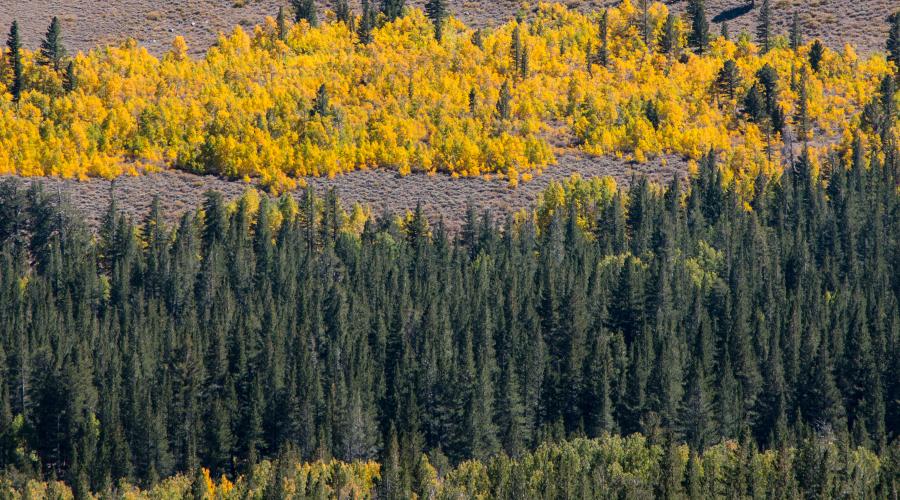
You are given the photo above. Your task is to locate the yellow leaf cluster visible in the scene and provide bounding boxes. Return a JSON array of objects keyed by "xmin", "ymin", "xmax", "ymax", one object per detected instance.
[{"xmin": 0, "ymin": 2, "xmax": 895, "ymax": 190}]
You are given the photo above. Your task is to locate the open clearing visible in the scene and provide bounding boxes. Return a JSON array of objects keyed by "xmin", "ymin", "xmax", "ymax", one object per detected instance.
[
  {"xmin": 7, "ymin": 153, "xmax": 686, "ymax": 231},
  {"xmin": 1, "ymin": 0, "xmax": 891, "ymax": 57}
]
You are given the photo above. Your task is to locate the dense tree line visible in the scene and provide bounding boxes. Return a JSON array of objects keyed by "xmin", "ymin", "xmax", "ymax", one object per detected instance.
[
  {"xmin": 4, "ymin": 434, "xmax": 898, "ymax": 498},
  {"xmin": 0, "ymin": 139, "xmax": 898, "ymax": 495}
]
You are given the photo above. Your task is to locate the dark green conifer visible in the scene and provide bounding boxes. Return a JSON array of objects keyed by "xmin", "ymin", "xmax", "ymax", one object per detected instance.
[
  {"xmin": 425, "ymin": 0, "xmax": 447, "ymax": 42},
  {"xmin": 6, "ymin": 21, "xmax": 23, "ymax": 102},
  {"xmin": 687, "ymin": 0, "xmax": 709, "ymax": 54},
  {"xmin": 39, "ymin": 17, "xmax": 66, "ymax": 70},
  {"xmin": 756, "ymin": 0, "xmax": 771, "ymax": 53},
  {"xmin": 292, "ymin": 0, "xmax": 318, "ymax": 27}
]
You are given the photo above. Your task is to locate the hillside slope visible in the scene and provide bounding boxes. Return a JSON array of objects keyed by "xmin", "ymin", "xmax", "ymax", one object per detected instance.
[{"xmin": 1, "ymin": 0, "xmax": 891, "ymax": 57}]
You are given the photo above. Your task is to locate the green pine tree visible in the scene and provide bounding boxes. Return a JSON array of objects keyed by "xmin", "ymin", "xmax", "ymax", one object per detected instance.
[
  {"xmin": 790, "ymin": 11, "xmax": 802, "ymax": 50},
  {"xmin": 687, "ymin": 0, "xmax": 709, "ymax": 54},
  {"xmin": 888, "ymin": 12, "xmax": 900, "ymax": 71},
  {"xmin": 756, "ymin": 0, "xmax": 771, "ymax": 53},
  {"xmin": 659, "ymin": 13, "xmax": 679, "ymax": 56},
  {"xmin": 6, "ymin": 21, "xmax": 23, "ymax": 102},
  {"xmin": 39, "ymin": 17, "xmax": 66, "ymax": 70},
  {"xmin": 381, "ymin": 0, "xmax": 405, "ymax": 22},
  {"xmin": 292, "ymin": 0, "xmax": 318, "ymax": 27},
  {"xmin": 425, "ymin": 0, "xmax": 447, "ymax": 41}
]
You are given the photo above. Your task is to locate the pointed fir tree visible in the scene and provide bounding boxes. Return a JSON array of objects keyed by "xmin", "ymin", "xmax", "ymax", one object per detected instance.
[
  {"xmin": 292, "ymin": 0, "xmax": 318, "ymax": 27},
  {"xmin": 808, "ymin": 39, "xmax": 824, "ymax": 72},
  {"xmin": 756, "ymin": 0, "xmax": 771, "ymax": 54},
  {"xmin": 795, "ymin": 68, "xmax": 810, "ymax": 142},
  {"xmin": 381, "ymin": 0, "xmax": 405, "ymax": 22},
  {"xmin": 357, "ymin": 0, "xmax": 377, "ymax": 44},
  {"xmin": 335, "ymin": 0, "xmax": 352, "ymax": 26},
  {"xmin": 790, "ymin": 12, "xmax": 803, "ymax": 51},
  {"xmin": 596, "ymin": 9, "xmax": 609, "ymax": 67},
  {"xmin": 659, "ymin": 13, "xmax": 679, "ymax": 56},
  {"xmin": 39, "ymin": 17, "xmax": 66, "ymax": 71},
  {"xmin": 63, "ymin": 60, "xmax": 76, "ymax": 92},
  {"xmin": 311, "ymin": 83, "xmax": 329, "ymax": 117},
  {"xmin": 715, "ymin": 59, "xmax": 741, "ymax": 102},
  {"xmin": 425, "ymin": 0, "xmax": 447, "ymax": 42},
  {"xmin": 687, "ymin": 0, "xmax": 709, "ymax": 54},
  {"xmin": 495, "ymin": 80, "xmax": 512, "ymax": 124},
  {"xmin": 888, "ymin": 12, "xmax": 900, "ymax": 71},
  {"xmin": 6, "ymin": 21, "xmax": 23, "ymax": 103},
  {"xmin": 276, "ymin": 6, "xmax": 288, "ymax": 40}
]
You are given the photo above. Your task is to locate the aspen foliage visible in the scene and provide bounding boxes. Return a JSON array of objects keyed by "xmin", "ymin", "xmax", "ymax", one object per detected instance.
[{"xmin": 0, "ymin": 1, "xmax": 896, "ymax": 193}]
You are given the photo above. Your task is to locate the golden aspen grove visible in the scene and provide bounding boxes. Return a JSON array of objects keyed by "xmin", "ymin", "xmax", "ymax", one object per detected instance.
[{"xmin": 0, "ymin": 1, "xmax": 896, "ymax": 194}]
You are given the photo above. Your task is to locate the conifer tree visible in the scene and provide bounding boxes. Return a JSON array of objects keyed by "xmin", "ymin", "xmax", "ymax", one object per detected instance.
[
  {"xmin": 510, "ymin": 24, "xmax": 522, "ymax": 77},
  {"xmin": 596, "ymin": 10, "xmax": 609, "ymax": 67},
  {"xmin": 357, "ymin": 0, "xmax": 377, "ymax": 44},
  {"xmin": 292, "ymin": 0, "xmax": 318, "ymax": 27},
  {"xmin": 660, "ymin": 13, "xmax": 679, "ymax": 56},
  {"xmin": 715, "ymin": 59, "xmax": 741, "ymax": 102},
  {"xmin": 63, "ymin": 61, "xmax": 76, "ymax": 92},
  {"xmin": 808, "ymin": 40, "xmax": 824, "ymax": 72},
  {"xmin": 311, "ymin": 84, "xmax": 329, "ymax": 117},
  {"xmin": 6, "ymin": 21, "xmax": 23, "ymax": 103},
  {"xmin": 39, "ymin": 17, "xmax": 66, "ymax": 70},
  {"xmin": 888, "ymin": 12, "xmax": 900, "ymax": 71},
  {"xmin": 790, "ymin": 12, "xmax": 802, "ymax": 51},
  {"xmin": 334, "ymin": 0, "xmax": 352, "ymax": 26},
  {"xmin": 687, "ymin": 0, "xmax": 709, "ymax": 54},
  {"xmin": 795, "ymin": 69, "xmax": 810, "ymax": 142},
  {"xmin": 276, "ymin": 6, "xmax": 288, "ymax": 40},
  {"xmin": 381, "ymin": 0, "xmax": 405, "ymax": 22},
  {"xmin": 425, "ymin": 0, "xmax": 447, "ymax": 42},
  {"xmin": 496, "ymin": 80, "xmax": 511, "ymax": 123},
  {"xmin": 756, "ymin": 0, "xmax": 771, "ymax": 54}
]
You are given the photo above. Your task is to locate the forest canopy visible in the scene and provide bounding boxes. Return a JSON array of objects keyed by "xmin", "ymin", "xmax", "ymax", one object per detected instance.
[{"xmin": 0, "ymin": 141, "xmax": 898, "ymax": 496}]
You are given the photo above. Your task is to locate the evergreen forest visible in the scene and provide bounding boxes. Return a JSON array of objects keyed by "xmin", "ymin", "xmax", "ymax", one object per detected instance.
[{"xmin": 0, "ymin": 143, "xmax": 899, "ymax": 497}]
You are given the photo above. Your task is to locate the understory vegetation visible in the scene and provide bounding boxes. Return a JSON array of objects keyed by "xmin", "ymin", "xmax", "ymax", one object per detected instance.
[{"xmin": 0, "ymin": 136, "xmax": 898, "ymax": 496}]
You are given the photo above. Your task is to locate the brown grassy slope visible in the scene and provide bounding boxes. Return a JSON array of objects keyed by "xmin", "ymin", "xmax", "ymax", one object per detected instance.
[
  {"xmin": 0, "ymin": 0, "xmax": 892, "ymax": 57},
  {"xmin": 7, "ymin": 153, "xmax": 685, "ymax": 231}
]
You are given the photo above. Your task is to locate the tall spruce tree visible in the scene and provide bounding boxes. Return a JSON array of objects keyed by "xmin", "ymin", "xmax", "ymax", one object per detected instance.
[
  {"xmin": 687, "ymin": 0, "xmax": 709, "ymax": 54},
  {"xmin": 660, "ymin": 13, "xmax": 679, "ymax": 56},
  {"xmin": 756, "ymin": 0, "xmax": 771, "ymax": 53},
  {"xmin": 39, "ymin": 17, "xmax": 66, "ymax": 70},
  {"xmin": 789, "ymin": 12, "xmax": 802, "ymax": 50},
  {"xmin": 596, "ymin": 9, "xmax": 609, "ymax": 67},
  {"xmin": 381, "ymin": 0, "xmax": 405, "ymax": 22},
  {"xmin": 292, "ymin": 0, "xmax": 318, "ymax": 27},
  {"xmin": 6, "ymin": 21, "xmax": 23, "ymax": 102},
  {"xmin": 888, "ymin": 12, "xmax": 900, "ymax": 71},
  {"xmin": 425, "ymin": 0, "xmax": 447, "ymax": 42}
]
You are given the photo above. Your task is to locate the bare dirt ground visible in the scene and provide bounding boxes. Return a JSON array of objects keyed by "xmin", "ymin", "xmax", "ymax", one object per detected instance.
[
  {"xmin": 6, "ymin": 153, "xmax": 686, "ymax": 231},
  {"xmin": 1, "ymin": 0, "xmax": 892, "ymax": 57}
]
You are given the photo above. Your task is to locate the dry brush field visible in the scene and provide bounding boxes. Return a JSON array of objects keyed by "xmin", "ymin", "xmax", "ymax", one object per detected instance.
[
  {"xmin": 2, "ymin": 0, "xmax": 892, "ymax": 56},
  {"xmin": 7, "ymin": 153, "xmax": 685, "ymax": 231}
]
